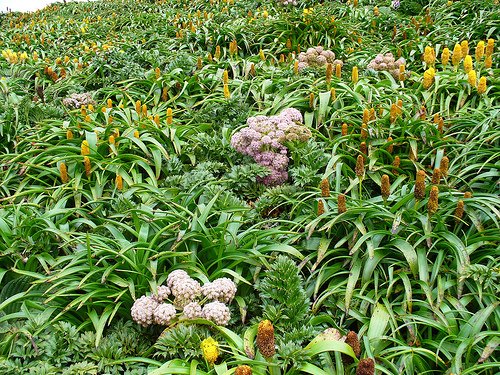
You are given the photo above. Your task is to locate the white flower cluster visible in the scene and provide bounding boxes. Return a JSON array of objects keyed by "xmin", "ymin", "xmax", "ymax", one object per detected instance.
[
  {"xmin": 202, "ymin": 301, "xmax": 231, "ymax": 326},
  {"xmin": 367, "ymin": 52, "xmax": 406, "ymax": 79},
  {"xmin": 130, "ymin": 295, "xmax": 158, "ymax": 327},
  {"xmin": 62, "ymin": 92, "xmax": 94, "ymax": 109},
  {"xmin": 202, "ymin": 277, "xmax": 237, "ymax": 303},
  {"xmin": 131, "ymin": 271, "xmax": 237, "ymax": 327},
  {"xmin": 297, "ymin": 46, "xmax": 343, "ymax": 72},
  {"xmin": 277, "ymin": 0, "xmax": 298, "ymax": 5}
]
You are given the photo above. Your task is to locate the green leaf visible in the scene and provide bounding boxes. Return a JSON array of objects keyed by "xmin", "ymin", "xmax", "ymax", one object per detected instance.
[
  {"xmin": 390, "ymin": 239, "xmax": 418, "ymax": 276},
  {"xmin": 367, "ymin": 303, "xmax": 390, "ymax": 355}
]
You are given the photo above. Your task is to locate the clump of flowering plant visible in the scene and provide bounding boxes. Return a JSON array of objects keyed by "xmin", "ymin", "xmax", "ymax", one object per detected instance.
[
  {"xmin": 131, "ymin": 270, "xmax": 236, "ymax": 327},
  {"xmin": 231, "ymin": 108, "xmax": 311, "ymax": 186}
]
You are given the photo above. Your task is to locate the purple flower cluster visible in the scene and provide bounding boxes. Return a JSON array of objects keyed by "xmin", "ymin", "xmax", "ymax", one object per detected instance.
[{"xmin": 231, "ymin": 108, "xmax": 311, "ymax": 186}]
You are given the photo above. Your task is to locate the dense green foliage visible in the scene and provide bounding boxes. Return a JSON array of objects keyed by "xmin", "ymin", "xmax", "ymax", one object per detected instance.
[{"xmin": 0, "ymin": 0, "xmax": 498, "ymax": 373}]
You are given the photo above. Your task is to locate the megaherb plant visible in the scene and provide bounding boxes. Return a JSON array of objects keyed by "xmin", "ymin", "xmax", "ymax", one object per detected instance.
[{"xmin": 0, "ymin": 0, "xmax": 498, "ymax": 373}]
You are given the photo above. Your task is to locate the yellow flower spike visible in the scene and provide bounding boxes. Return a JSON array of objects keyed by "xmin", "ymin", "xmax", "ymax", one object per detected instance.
[
  {"xmin": 477, "ymin": 76, "xmax": 487, "ymax": 94},
  {"xmin": 399, "ymin": 64, "xmax": 405, "ymax": 81},
  {"xmin": 390, "ymin": 103, "xmax": 398, "ymax": 124},
  {"xmin": 223, "ymin": 70, "xmax": 229, "ymax": 85},
  {"xmin": 135, "ymin": 100, "xmax": 141, "ymax": 114},
  {"xmin": 235, "ymin": 365, "xmax": 253, "ymax": 375},
  {"xmin": 101, "ymin": 106, "xmax": 107, "ymax": 113},
  {"xmin": 155, "ymin": 67, "xmax": 161, "ymax": 79},
  {"xmin": 256, "ymin": 320, "xmax": 275, "ymax": 359},
  {"xmin": 392, "ymin": 155, "xmax": 401, "ymax": 174},
  {"xmin": 440, "ymin": 156, "xmax": 449, "ymax": 177},
  {"xmin": 335, "ymin": 63, "xmax": 341, "ymax": 78},
  {"xmin": 286, "ymin": 38, "xmax": 292, "ymax": 49},
  {"xmin": 259, "ymin": 49, "xmax": 265, "ymax": 61},
  {"xmin": 64, "ymin": 55, "xmax": 70, "ymax": 64},
  {"xmin": 166, "ymin": 108, "xmax": 173, "ymax": 125},
  {"xmin": 424, "ymin": 46, "xmax": 435, "ymax": 66},
  {"xmin": 229, "ymin": 39, "xmax": 238, "ymax": 56},
  {"xmin": 454, "ymin": 200, "xmax": 465, "ymax": 223},
  {"xmin": 84, "ymin": 115, "xmax": 91, "ymax": 122},
  {"xmin": 109, "ymin": 135, "xmax": 115, "ymax": 145},
  {"xmin": 162, "ymin": 87, "xmax": 169, "ymax": 102},
  {"xmin": 309, "ymin": 92, "xmax": 315, "ymax": 109},
  {"xmin": 83, "ymin": 156, "xmax": 91, "ymax": 177},
  {"xmin": 341, "ymin": 123, "xmax": 348, "ymax": 136},
  {"xmin": 475, "ymin": 41, "xmax": 485, "ymax": 61},
  {"xmin": 460, "ymin": 40, "xmax": 469, "ymax": 57},
  {"xmin": 133, "ymin": 130, "xmax": 140, "ymax": 138},
  {"xmin": 441, "ymin": 47, "xmax": 450, "ymax": 66},
  {"xmin": 81, "ymin": 140, "xmax": 90, "ymax": 156},
  {"xmin": 369, "ymin": 108, "xmax": 375, "ymax": 121},
  {"xmin": 337, "ymin": 193, "xmax": 347, "ymax": 213},
  {"xmin": 87, "ymin": 104, "xmax": 94, "ymax": 112},
  {"xmin": 55, "ymin": 57, "xmax": 62, "ymax": 65},
  {"xmin": 432, "ymin": 168, "xmax": 441, "ymax": 185},
  {"xmin": 414, "ymin": 170, "xmax": 426, "ymax": 201},
  {"xmin": 214, "ymin": 45, "xmax": 221, "ymax": 60},
  {"xmin": 355, "ymin": 154, "xmax": 365, "ymax": 178},
  {"xmin": 223, "ymin": 83, "xmax": 230, "ymax": 99},
  {"xmin": 452, "ymin": 43, "xmax": 462, "ymax": 66},
  {"xmin": 360, "ymin": 141, "xmax": 367, "ymax": 157},
  {"xmin": 361, "ymin": 123, "xmax": 368, "ymax": 139},
  {"xmin": 463, "ymin": 55, "xmax": 473, "ymax": 73},
  {"xmin": 154, "ymin": 114, "xmax": 160, "ymax": 126},
  {"xmin": 397, "ymin": 99, "xmax": 403, "ymax": 114},
  {"xmin": 107, "ymin": 98, "xmax": 112, "ymax": 108},
  {"xmin": 484, "ymin": 55, "xmax": 492, "ymax": 69},
  {"xmin": 373, "ymin": 6, "xmax": 379, "ymax": 16},
  {"xmin": 362, "ymin": 109, "xmax": 370, "ymax": 124},
  {"xmin": 262, "ymin": 10, "xmax": 268, "ymax": 19},
  {"xmin": 201, "ymin": 337, "xmax": 219, "ymax": 365},
  {"xmin": 317, "ymin": 200, "xmax": 325, "ymax": 216},
  {"xmin": 386, "ymin": 136, "xmax": 394, "ymax": 154},
  {"xmin": 351, "ymin": 66, "xmax": 358, "ymax": 83},
  {"xmin": 115, "ymin": 174, "xmax": 123, "ymax": 190},
  {"xmin": 423, "ymin": 67, "xmax": 435, "ymax": 89},
  {"xmin": 381, "ymin": 174, "xmax": 390, "ymax": 201},
  {"xmin": 59, "ymin": 162, "xmax": 69, "ymax": 183},
  {"xmin": 428, "ymin": 186, "xmax": 439, "ymax": 215},
  {"xmin": 330, "ymin": 88, "xmax": 336, "ymax": 101},
  {"xmin": 33, "ymin": 51, "xmax": 38, "ymax": 61},
  {"xmin": 326, "ymin": 63, "xmax": 333, "ymax": 85},
  {"xmin": 320, "ymin": 178, "xmax": 330, "ymax": 197},
  {"xmin": 485, "ymin": 38, "xmax": 494, "ymax": 56},
  {"xmin": 141, "ymin": 104, "xmax": 148, "ymax": 117},
  {"xmin": 467, "ymin": 70, "xmax": 477, "ymax": 87},
  {"xmin": 293, "ymin": 61, "xmax": 299, "ymax": 75},
  {"xmin": 66, "ymin": 129, "xmax": 74, "ymax": 140},
  {"xmin": 250, "ymin": 63, "xmax": 256, "ymax": 76}
]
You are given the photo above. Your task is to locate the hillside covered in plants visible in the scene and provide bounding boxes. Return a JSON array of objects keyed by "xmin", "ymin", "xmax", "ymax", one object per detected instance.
[{"xmin": 0, "ymin": 0, "xmax": 498, "ymax": 374}]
